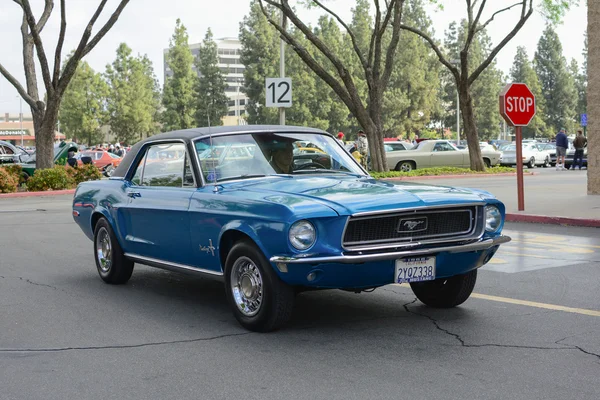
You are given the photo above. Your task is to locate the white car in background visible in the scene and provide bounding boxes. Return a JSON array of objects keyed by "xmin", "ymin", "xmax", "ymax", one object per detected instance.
[{"xmin": 499, "ymin": 143, "xmax": 551, "ymax": 168}]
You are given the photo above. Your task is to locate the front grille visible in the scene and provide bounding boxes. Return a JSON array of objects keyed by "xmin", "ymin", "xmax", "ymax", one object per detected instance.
[{"xmin": 343, "ymin": 206, "xmax": 479, "ymax": 248}]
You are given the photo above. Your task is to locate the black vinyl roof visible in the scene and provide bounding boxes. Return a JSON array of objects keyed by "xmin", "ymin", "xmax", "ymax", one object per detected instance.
[{"xmin": 112, "ymin": 125, "xmax": 330, "ymax": 178}]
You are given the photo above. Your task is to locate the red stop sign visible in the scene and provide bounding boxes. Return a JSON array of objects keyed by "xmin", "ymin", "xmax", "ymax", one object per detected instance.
[{"xmin": 499, "ymin": 83, "xmax": 536, "ymax": 126}]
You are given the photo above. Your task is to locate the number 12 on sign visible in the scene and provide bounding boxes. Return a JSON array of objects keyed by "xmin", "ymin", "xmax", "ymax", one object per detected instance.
[{"xmin": 265, "ymin": 78, "xmax": 292, "ymax": 108}]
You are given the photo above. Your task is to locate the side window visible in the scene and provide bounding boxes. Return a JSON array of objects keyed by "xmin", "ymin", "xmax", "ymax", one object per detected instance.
[
  {"xmin": 141, "ymin": 143, "xmax": 187, "ymax": 187},
  {"xmin": 130, "ymin": 150, "xmax": 148, "ymax": 186},
  {"xmin": 183, "ymin": 155, "xmax": 195, "ymax": 187},
  {"xmin": 433, "ymin": 144, "xmax": 442, "ymax": 152},
  {"xmin": 2, "ymin": 146, "xmax": 14, "ymax": 155}
]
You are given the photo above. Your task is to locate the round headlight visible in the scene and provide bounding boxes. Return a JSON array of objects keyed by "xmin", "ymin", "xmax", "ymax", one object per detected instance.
[
  {"xmin": 289, "ymin": 220, "xmax": 316, "ymax": 250},
  {"xmin": 485, "ymin": 205, "xmax": 502, "ymax": 232}
]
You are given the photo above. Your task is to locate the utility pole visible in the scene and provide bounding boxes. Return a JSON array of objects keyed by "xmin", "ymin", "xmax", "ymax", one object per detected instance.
[
  {"xmin": 279, "ymin": 11, "xmax": 286, "ymax": 125},
  {"xmin": 19, "ymin": 96, "xmax": 23, "ymax": 146}
]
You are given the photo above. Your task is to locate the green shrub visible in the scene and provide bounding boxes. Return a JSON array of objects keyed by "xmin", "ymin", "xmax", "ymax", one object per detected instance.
[
  {"xmin": 0, "ymin": 167, "xmax": 18, "ymax": 193},
  {"xmin": 26, "ymin": 165, "xmax": 75, "ymax": 192},
  {"xmin": 66, "ymin": 164, "xmax": 103, "ymax": 185},
  {"xmin": 1, "ymin": 164, "xmax": 26, "ymax": 185},
  {"xmin": 370, "ymin": 166, "xmax": 517, "ymax": 179}
]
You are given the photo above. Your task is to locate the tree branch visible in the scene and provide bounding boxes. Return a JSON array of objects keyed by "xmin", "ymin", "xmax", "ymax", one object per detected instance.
[
  {"xmin": 260, "ymin": 0, "xmax": 362, "ymax": 104},
  {"xmin": 0, "ymin": 63, "xmax": 38, "ymax": 110},
  {"xmin": 468, "ymin": 1, "xmax": 533, "ymax": 85},
  {"xmin": 368, "ymin": 0, "xmax": 382, "ymax": 73},
  {"xmin": 81, "ymin": 0, "xmax": 130, "ymax": 57},
  {"xmin": 20, "ymin": 0, "xmax": 53, "ymax": 96},
  {"xmin": 381, "ymin": 0, "xmax": 402, "ymax": 89},
  {"xmin": 53, "ymin": 0, "xmax": 66, "ymax": 86},
  {"xmin": 307, "ymin": 0, "xmax": 370, "ymax": 80},
  {"xmin": 258, "ymin": 0, "xmax": 357, "ymax": 114},
  {"xmin": 400, "ymin": 24, "xmax": 459, "ymax": 80},
  {"xmin": 59, "ymin": 0, "xmax": 130, "ymax": 94},
  {"xmin": 476, "ymin": 1, "xmax": 524, "ymax": 34}
]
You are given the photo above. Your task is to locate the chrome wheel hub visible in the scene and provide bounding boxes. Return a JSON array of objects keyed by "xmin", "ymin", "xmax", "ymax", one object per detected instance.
[
  {"xmin": 96, "ymin": 227, "xmax": 112, "ymax": 273},
  {"xmin": 231, "ymin": 257, "xmax": 263, "ymax": 317}
]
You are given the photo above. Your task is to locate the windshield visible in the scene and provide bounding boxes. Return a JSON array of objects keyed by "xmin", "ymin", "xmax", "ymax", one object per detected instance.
[{"xmin": 194, "ymin": 132, "xmax": 365, "ymax": 183}]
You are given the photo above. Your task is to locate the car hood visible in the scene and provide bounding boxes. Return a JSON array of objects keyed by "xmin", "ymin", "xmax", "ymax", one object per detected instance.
[{"xmin": 223, "ymin": 176, "xmax": 488, "ymax": 216}]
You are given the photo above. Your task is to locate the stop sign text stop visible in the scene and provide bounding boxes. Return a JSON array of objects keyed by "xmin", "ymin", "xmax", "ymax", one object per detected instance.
[{"xmin": 499, "ymin": 83, "xmax": 536, "ymax": 127}]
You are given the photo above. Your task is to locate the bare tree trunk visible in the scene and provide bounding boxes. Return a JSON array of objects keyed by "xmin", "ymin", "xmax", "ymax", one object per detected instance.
[
  {"xmin": 36, "ymin": 99, "xmax": 58, "ymax": 169},
  {"xmin": 459, "ymin": 81, "xmax": 485, "ymax": 171},
  {"xmin": 367, "ymin": 87, "xmax": 388, "ymax": 171}
]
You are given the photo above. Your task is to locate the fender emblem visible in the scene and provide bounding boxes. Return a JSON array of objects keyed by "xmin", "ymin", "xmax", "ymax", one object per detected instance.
[{"xmin": 199, "ymin": 239, "xmax": 216, "ymax": 256}]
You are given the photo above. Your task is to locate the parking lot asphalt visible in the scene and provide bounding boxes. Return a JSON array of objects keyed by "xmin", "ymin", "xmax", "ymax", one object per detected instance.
[{"xmin": 1, "ymin": 196, "xmax": 599, "ymax": 400}]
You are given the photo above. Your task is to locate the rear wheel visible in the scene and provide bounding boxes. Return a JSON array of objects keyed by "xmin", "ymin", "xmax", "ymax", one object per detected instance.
[
  {"xmin": 395, "ymin": 161, "xmax": 415, "ymax": 172},
  {"xmin": 410, "ymin": 270, "xmax": 477, "ymax": 308},
  {"xmin": 224, "ymin": 240, "xmax": 295, "ymax": 332},
  {"xmin": 527, "ymin": 157, "xmax": 535, "ymax": 169},
  {"xmin": 93, "ymin": 217, "xmax": 134, "ymax": 284}
]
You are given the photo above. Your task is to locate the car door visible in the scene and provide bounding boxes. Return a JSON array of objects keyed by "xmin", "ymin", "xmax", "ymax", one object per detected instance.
[
  {"xmin": 119, "ymin": 142, "xmax": 196, "ymax": 265},
  {"xmin": 430, "ymin": 142, "xmax": 461, "ymax": 167}
]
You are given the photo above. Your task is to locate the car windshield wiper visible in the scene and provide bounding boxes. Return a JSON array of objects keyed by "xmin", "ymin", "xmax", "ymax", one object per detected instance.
[
  {"xmin": 292, "ymin": 169, "xmax": 365, "ymax": 177},
  {"xmin": 215, "ymin": 174, "xmax": 288, "ymax": 183}
]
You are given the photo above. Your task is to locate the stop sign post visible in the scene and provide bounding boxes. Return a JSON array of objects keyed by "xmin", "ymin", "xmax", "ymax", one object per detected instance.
[{"xmin": 499, "ymin": 83, "xmax": 536, "ymax": 211}]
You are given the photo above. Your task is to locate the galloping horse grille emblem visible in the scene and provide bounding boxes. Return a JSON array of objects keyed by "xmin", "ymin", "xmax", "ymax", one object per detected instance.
[{"xmin": 397, "ymin": 217, "xmax": 428, "ymax": 233}]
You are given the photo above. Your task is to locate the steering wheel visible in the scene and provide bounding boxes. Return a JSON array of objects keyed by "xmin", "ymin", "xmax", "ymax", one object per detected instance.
[{"xmin": 294, "ymin": 161, "xmax": 327, "ymax": 170}]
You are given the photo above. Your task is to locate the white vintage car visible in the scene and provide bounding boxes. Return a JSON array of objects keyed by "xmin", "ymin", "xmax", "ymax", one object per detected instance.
[
  {"xmin": 387, "ymin": 140, "xmax": 501, "ymax": 172},
  {"xmin": 499, "ymin": 143, "xmax": 552, "ymax": 168}
]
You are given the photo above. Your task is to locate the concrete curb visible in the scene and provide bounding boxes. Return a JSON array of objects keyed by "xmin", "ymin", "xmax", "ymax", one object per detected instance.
[
  {"xmin": 506, "ymin": 213, "xmax": 600, "ymax": 228},
  {"xmin": 382, "ymin": 172, "xmax": 534, "ymax": 181},
  {"xmin": 0, "ymin": 189, "xmax": 75, "ymax": 199}
]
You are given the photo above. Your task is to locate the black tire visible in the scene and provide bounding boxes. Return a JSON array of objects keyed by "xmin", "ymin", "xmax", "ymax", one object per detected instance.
[
  {"xmin": 410, "ymin": 269, "xmax": 477, "ymax": 308},
  {"xmin": 483, "ymin": 158, "xmax": 491, "ymax": 168},
  {"xmin": 93, "ymin": 217, "xmax": 134, "ymax": 284},
  {"xmin": 543, "ymin": 156, "xmax": 551, "ymax": 168},
  {"xmin": 104, "ymin": 164, "xmax": 114, "ymax": 177},
  {"xmin": 224, "ymin": 240, "xmax": 295, "ymax": 332},
  {"xmin": 21, "ymin": 171, "xmax": 30, "ymax": 183},
  {"xmin": 395, "ymin": 161, "xmax": 415, "ymax": 172},
  {"xmin": 527, "ymin": 157, "xmax": 535, "ymax": 169}
]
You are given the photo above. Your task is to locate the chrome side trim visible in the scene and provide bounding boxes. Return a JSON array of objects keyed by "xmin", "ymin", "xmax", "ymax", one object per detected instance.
[
  {"xmin": 270, "ymin": 235, "xmax": 511, "ymax": 264},
  {"xmin": 125, "ymin": 253, "xmax": 224, "ymax": 280}
]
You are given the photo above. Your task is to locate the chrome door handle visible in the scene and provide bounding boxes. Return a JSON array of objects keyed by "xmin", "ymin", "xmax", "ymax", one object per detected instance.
[{"xmin": 127, "ymin": 191, "xmax": 141, "ymax": 198}]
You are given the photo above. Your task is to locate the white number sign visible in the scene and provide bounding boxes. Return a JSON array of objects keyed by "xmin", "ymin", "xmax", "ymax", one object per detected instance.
[{"xmin": 265, "ymin": 78, "xmax": 292, "ymax": 108}]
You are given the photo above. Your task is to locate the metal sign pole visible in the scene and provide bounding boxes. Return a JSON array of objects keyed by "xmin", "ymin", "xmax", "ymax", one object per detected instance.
[
  {"xmin": 515, "ymin": 126, "xmax": 524, "ymax": 211},
  {"xmin": 279, "ymin": 12, "xmax": 286, "ymax": 126}
]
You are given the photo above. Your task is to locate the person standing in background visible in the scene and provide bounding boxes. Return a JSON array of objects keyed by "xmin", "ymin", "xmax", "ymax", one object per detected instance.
[
  {"xmin": 356, "ymin": 130, "xmax": 369, "ymax": 170},
  {"xmin": 571, "ymin": 130, "xmax": 587, "ymax": 170},
  {"xmin": 555, "ymin": 128, "xmax": 568, "ymax": 170}
]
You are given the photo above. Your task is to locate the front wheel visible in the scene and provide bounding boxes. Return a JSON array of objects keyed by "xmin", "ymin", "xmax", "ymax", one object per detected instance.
[
  {"xmin": 224, "ymin": 240, "xmax": 295, "ymax": 332},
  {"xmin": 543, "ymin": 156, "xmax": 551, "ymax": 168},
  {"xmin": 395, "ymin": 161, "xmax": 415, "ymax": 172},
  {"xmin": 104, "ymin": 164, "xmax": 114, "ymax": 177},
  {"xmin": 410, "ymin": 269, "xmax": 477, "ymax": 308},
  {"xmin": 93, "ymin": 217, "xmax": 134, "ymax": 284}
]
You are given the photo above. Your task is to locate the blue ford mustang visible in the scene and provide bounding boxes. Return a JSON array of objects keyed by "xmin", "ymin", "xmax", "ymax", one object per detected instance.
[{"xmin": 73, "ymin": 126, "xmax": 510, "ymax": 332}]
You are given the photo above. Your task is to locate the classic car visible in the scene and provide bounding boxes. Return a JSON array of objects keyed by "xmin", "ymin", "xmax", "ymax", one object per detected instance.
[
  {"xmin": 499, "ymin": 143, "xmax": 551, "ymax": 168},
  {"xmin": 76, "ymin": 150, "xmax": 123, "ymax": 176},
  {"xmin": 538, "ymin": 142, "xmax": 557, "ymax": 165},
  {"xmin": 564, "ymin": 142, "xmax": 588, "ymax": 169},
  {"xmin": 0, "ymin": 140, "xmax": 30, "ymax": 164},
  {"xmin": 18, "ymin": 141, "xmax": 79, "ymax": 179},
  {"xmin": 390, "ymin": 140, "xmax": 501, "ymax": 172},
  {"xmin": 72, "ymin": 125, "xmax": 510, "ymax": 332}
]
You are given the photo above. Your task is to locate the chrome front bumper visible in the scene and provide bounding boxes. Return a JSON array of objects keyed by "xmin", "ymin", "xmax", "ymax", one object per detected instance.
[{"xmin": 270, "ymin": 235, "xmax": 511, "ymax": 264}]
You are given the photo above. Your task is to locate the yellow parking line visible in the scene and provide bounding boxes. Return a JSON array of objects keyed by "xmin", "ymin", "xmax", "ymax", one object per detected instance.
[
  {"xmin": 498, "ymin": 251, "xmax": 555, "ymax": 259},
  {"xmin": 396, "ymin": 284, "xmax": 600, "ymax": 317},
  {"xmin": 470, "ymin": 293, "xmax": 600, "ymax": 317}
]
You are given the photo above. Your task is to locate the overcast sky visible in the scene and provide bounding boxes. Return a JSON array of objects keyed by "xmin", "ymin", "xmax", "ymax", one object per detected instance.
[{"xmin": 0, "ymin": 0, "xmax": 587, "ymax": 113}]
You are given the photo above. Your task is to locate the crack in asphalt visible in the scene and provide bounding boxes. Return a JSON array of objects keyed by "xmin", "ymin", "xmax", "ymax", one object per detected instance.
[
  {"xmin": 0, "ymin": 275, "xmax": 60, "ymax": 291},
  {"xmin": 402, "ymin": 299, "xmax": 600, "ymax": 362},
  {"xmin": 0, "ymin": 332, "xmax": 252, "ymax": 353}
]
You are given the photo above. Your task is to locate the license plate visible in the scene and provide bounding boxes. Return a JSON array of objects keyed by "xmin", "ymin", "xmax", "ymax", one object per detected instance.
[{"xmin": 395, "ymin": 257, "xmax": 436, "ymax": 284}]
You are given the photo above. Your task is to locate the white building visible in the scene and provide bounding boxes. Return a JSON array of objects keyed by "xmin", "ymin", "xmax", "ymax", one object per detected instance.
[{"xmin": 164, "ymin": 37, "xmax": 247, "ymax": 126}]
